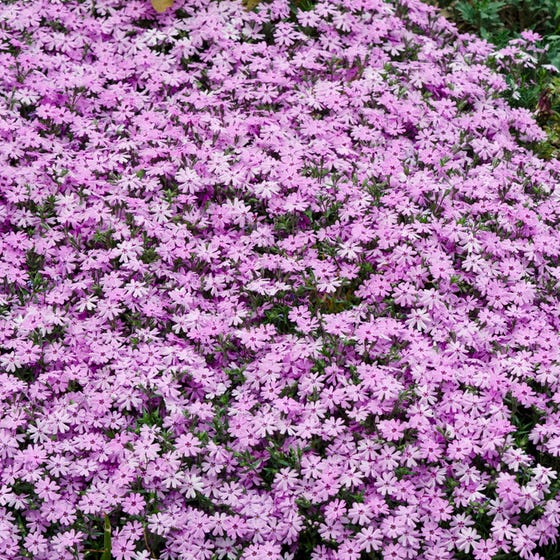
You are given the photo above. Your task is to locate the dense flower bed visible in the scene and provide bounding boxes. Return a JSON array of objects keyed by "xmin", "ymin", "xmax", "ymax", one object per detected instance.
[{"xmin": 2, "ymin": 0, "xmax": 560, "ymax": 558}]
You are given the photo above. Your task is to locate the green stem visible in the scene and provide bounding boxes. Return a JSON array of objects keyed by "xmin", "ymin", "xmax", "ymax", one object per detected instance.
[{"xmin": 100, "ymin": 514, "xmax": 112, "ymax": 560}]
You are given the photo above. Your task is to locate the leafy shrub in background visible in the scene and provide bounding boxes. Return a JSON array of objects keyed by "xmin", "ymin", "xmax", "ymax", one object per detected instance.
[
  {"xmin": 3, "ymin": 0, "xmax": 560, "ymax": 559},
  {"xmin": 433, "ymin": 0, "xmax": 560, "ymax": 50}
]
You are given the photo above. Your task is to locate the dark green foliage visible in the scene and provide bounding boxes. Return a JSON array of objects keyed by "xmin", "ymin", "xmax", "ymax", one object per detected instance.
[{"xmin": 432, "ymin": 0, "xmax": 560, "ymax": 47}]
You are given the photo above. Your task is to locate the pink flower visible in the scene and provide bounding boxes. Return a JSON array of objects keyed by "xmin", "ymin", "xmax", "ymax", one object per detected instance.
[
  {"xmin": 356, "ymin": 526, "xmax": 383, "ymax": 552},
  {"xmin": 512, "ymin": 525, "xmax": 539, "ymax": 558},
  {"xmin": 121, "ymin": 493, "xmax": 146, "ymax": 516},
  {"xmin": 376, "ymin": 472, "xmax": 398, "ymax": 496},
  {"xmin": 473, "ymin": 538, "xmax": 499, "ymax": 560},
  {"xmin": 455, "ymin": 527, "xmax": 481, "ymax": 553}
]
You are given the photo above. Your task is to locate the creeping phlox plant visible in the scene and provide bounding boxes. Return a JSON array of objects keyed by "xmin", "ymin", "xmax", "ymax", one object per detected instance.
[{"xmin": 1, "ymin": 0, "xmax": 560, "ymax": 559}]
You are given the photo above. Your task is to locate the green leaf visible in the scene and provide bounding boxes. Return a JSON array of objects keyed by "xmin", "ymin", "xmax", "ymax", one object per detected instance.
[{"xmin": 455, "ymin": 1, "xmax": 477, "ymax": 24}]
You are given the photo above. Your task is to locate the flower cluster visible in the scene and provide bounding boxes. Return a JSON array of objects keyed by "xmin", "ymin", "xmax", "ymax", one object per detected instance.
[{"xmin": 1, "ymin": 0, "xmax": 560, "ymax": 558}]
